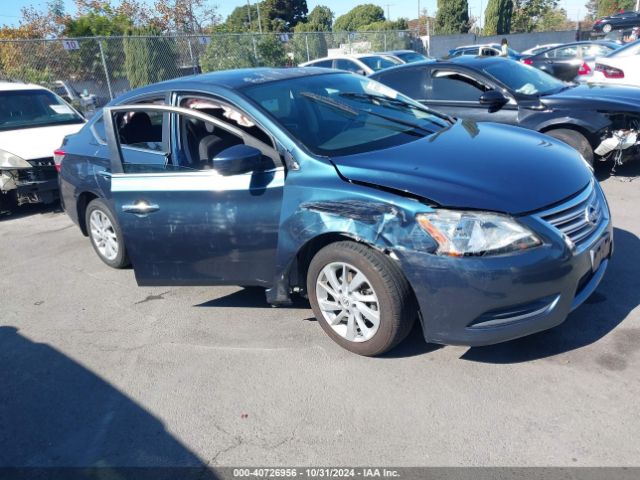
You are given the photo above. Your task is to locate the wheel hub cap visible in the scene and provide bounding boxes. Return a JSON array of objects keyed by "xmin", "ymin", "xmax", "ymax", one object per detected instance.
[
  {"xmin": 89, "ymin": 210, "xmax": 119, "ymax": 261},
  {"xmin": 316, "ymin": 262, "xmax": 380, "ymax": 343}
]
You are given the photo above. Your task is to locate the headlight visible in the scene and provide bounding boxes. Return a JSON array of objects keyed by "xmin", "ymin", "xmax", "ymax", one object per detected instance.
[
  {"xmin": 0, "ymin": 149, "xmax": 31, "ymax": 169},
  {"xmin": 417, "ymin": 210, "xmax": 542, "ymax": 257}
]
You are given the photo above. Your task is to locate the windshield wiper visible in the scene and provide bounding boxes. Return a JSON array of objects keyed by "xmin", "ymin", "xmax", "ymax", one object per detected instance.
[
  {"xmin": 301, "ymin": 91, "xmax": 435, "ymax": 135},
  {"xmin": 339, "ymin": 92, "xmax": 453, "ymax": 126}
]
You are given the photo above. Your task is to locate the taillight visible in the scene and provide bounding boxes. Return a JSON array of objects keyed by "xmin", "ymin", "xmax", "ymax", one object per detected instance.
[
  {"xmin": 577, "ymin": 62, "xmax": 592, "ymax": 75},
  {"xmin": 595, "ymin": 63, "xmax": 624, "ymax": 78},
  {"xmin": 53, "ymin": 149, "xmax": 65, "ymax": 173},
  {"xmin": 522, "ymin": 58, "xmax": 533, "ymax": 65}
]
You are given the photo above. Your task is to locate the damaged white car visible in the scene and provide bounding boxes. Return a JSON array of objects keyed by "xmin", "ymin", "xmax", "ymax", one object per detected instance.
[{"xmin": 0, "ymin": 82, "xmax": 85, "ymax": 212}]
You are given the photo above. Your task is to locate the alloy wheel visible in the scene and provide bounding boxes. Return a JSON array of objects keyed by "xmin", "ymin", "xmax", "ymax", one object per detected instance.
[
  {"xmin": 315, "ymin": 262, "xmax": 380, "ymax": 342},
  {"xmin": 89, "ymin": 209, "xmax": 119, "ymax": 261}
]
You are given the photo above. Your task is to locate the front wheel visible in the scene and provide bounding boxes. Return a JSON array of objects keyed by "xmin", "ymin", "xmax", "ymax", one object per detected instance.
[
  {"xmin": 307, "ymin": 241, "xmax": 416, "ymax": 356},
  {"xmin": 85, "ymin": 198, "xmax": 129, "ymax": 268},
  {"xmin": 602, "ymin": 23, "xmax": 612, "ymax": 33},
  {"xmin": 545, "ymin": 128, "xmax": 594, "ymax": 166}
]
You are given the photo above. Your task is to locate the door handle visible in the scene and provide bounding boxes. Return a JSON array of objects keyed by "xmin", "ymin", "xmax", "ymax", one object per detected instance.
[
  {"xmin": 122, "ymin": 201, "xmax": 160, "ymax": 215},
  {"xmin": 97, "ymin": 170, "xmax": 112, "ymax": 178}
]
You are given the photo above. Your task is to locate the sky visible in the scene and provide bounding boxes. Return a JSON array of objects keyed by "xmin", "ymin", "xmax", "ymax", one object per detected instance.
[{"xmin": 0, "ymin": 0, "xmax": 590, "ymax": 27}]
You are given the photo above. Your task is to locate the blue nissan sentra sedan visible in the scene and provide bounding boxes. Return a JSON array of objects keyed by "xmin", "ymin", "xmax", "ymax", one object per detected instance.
[{"xmin": 56, "ymin": 68, "xmax": 612, "ymax": 356}]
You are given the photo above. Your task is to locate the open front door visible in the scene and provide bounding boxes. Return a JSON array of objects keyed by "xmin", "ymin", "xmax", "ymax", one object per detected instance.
[{"xmin": 103, "ymin": 104, "xmax": 284, "ymax": 286}]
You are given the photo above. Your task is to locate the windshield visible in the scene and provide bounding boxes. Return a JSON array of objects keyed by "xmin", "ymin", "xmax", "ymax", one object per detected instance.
[
  {"xmin": 396, "ymin": 52, "xmax": 428, "ymax": 63},
  {"xmin": 608, "ymin": 39, "xmax": 640, "ymax": 57},
  {"xmin": 0, "ymin": 89, "xmax": 84, "ymax": 132},
  {"xmin": 243, "ymin": 73, "xmax": 449, "ymax": 157},
  {"xmin": 483, "ymin": 61, "xmax": 566, "ymax": 96},
  {"xmin": 359, "ymin": 55, "xmax": 402, "ymax": 71}
]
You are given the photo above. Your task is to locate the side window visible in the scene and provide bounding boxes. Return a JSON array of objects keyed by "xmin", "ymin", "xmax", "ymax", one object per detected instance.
[
  {"xmin": 554, "ymin": 46, "xmax": 578, "ymax": 58},
  {"xmin": 481, "ymin": 48, "xmax": 499, "ymax": 56},
  {"xmin": 113, "ymin": 108, "xmax": 169, "ymax": 170},
  {"xmin": 375, "ymin": 68, "xmax": 427, "ymax": 100},
  {"xmin": 311, "ymin": 59, "xmax": 333, "ymax": 68},
  {"xmin": 178, "ymin": 96, "xmax": 281, "ymax": 171},
  {"xmin": 430, "ymin": 70, "xmax": 490, "ymax": 102},
  {"xmin": 334, "ymin": 59, "xmax": 362, "ymax": 73}
]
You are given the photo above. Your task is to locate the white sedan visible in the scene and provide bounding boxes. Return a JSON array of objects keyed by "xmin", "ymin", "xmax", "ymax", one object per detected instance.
[
  {"xmin": 589, "ymin": 39, "xmax": 640, "ymax": 87},
  {"xmin": 0, "ymin": 82, "xmax": 85, "ymax": 211}
]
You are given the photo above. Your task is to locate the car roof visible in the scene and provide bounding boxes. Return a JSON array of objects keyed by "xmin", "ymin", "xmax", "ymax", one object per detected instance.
[
  {"xmin": 149, "ymin": 67, "xmax": 332, "ymax": 90},
  {"xmin": 0, "ymin": 81, "xmax": 48, "ymax": 92},
  {"xmin": 452, "ymin": 43, "xmax": 500, "ymax": 49},
  {"xmin": 369, "ymin": 56, "xmax": 509, "ymax": 77}
]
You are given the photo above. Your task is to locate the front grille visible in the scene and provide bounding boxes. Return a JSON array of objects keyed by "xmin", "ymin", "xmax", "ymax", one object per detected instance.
[
  {"xmin": 537, "ymin": 181, "xmax": 606, "ymax": 250},
  {"xmin": 16, "ymin": 157, "xmax": 57, "ymax": 185}
]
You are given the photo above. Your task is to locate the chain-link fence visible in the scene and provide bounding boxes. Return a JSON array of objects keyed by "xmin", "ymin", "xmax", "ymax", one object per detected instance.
[{"xmin": 0, "ymin": 30, "xmax": 420, "ymax": 117}]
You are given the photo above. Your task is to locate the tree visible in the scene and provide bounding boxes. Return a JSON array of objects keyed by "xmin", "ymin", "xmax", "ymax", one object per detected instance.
[
  {"xmin": 261, "ymin": 0, "xmax": 308, "ymax": 30},
  {"xmin": 256, "ymin": 34, "xmax": 287, "ymax": 66},
  {"xmin": 435, "ymin": 0, "xmax": 470, "ymax": 34},
  {"xmin": 484, "ymin": 0, "xmax": 514, "ymax": 35},
  {"xmin": 307, "ymin": 5, "xmax": 333, "ymax": 30},
  {"xmin": 201, "ymin": 34, "xmax": 256, "ymax": 70},
  {"xmin": 596, "ymin": 0, "xmax": 636, "ymax": 17},
  {"xmin": 511, "ymin": 0, "xmax": 557, "ymax": 32},
  {"xmin": 333, "ymin": 4, "xmax": 384, "ymax": 31},
  {"xmin": 123, "ymin": 27, "xmax": 179, "ymax": 88},
  {"xmin": 539, "ymin": 7, "xmax": 573, "ymax": 31}
]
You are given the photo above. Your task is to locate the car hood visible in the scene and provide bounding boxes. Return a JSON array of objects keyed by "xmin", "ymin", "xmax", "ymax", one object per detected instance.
[
  {"xmin": 330, "ymin": 121, "xmax": 592, "ymax": 215},
  {"xmin": 0, "ymin": 123, "xmax": 84, "ymax": 160},
  {"xmin": 543, "ymin": 83, "xmax": 640, "ymax": 110}
]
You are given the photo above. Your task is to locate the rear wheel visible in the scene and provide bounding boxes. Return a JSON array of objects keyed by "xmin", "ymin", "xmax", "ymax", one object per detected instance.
[
  {"xmin": 546, "ymin": 128, "xmax": 594, "ymax": 166},
  {"xmin": 85, "ymin": 198, "xmax": 129, "ymax": 269},
  {"xmin": 307, "ymin": 241, "xmax": 416, "ymax": 356}
]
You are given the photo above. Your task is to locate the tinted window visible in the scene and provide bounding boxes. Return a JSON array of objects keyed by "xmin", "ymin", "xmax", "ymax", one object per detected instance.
[
  {"xmin": 334, "ymin": 59, "xmax": 362, "ymax": 73},
  {"xmin": 0, "ymin": 89, "xmax": 84, "ymax": 132},
  {"xmin": 548, "ymin": 46, "xmax": 577, "ymax": 58},
  {"xmin": 376, "ymin": 68, "xmax": 427, "ymax": 99},
  {"xmin": 310, "ymin": 59, "xmax": 333, "ymax": 68},
  {"xmin": 396, "ymin": 52, "xmax": 428, "ymax": 63},
  {"xmin": 483, "ymin": 61, "xmax": 565, "ymax": 96},
  {"xmin": 359, "ymin": 56, "xmax": 401, "ymax": 71},
  {"xmin": 430, "ymin": 70, "xmax": 490, "ymax": 101},
  {"xmin": 243, "ymin": 73, "xmax": 448, "ymax": 157}
]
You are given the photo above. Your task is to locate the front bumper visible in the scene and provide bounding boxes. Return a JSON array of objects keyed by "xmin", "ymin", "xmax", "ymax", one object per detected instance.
[{"xmin": 398, "ymin": 190, "xmax": 613, "ymax": 347}]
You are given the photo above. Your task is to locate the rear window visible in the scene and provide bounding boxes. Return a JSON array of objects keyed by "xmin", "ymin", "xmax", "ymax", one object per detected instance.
[{"xmin": 0, "ymin": 89, "xmax": 84, "ymax": 132}]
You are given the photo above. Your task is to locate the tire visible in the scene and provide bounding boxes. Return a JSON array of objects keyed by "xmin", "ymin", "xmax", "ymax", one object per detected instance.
[
  {"xmin": 546, "ymin": 128, "xmax": 594, "ymax": 166},
  {"xmin": 85, "ymin": 198, "xmax": 129, "ymax": 269},
  {"xmin": 307, "ymin": 241, "xmax": 416, "ymax": 356},
  {"xmin": 602, "ymin": 23, "xmax": 612, "ymax": 33}
]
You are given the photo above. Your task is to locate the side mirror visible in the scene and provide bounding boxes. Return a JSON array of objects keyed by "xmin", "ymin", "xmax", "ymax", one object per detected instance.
[
  {"xmin": 213, "ymin": 144, "xmax": 263, "ymax": 176},
  {"xmin": 479, "ymin": 90, "xmax": 509, "ymax": 111},
  {"xmin": 356, "ymin": 69, "xmax": 366, "ymax": 76}
]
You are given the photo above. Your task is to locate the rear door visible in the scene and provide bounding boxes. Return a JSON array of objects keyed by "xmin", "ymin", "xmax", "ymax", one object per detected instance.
[
  {"xmin": 103, "ymin": 103, "xmax": 284, "ymax": 287},
  {"xmin": 422, "ymin": 66, "xmax": 519, "ymax": 124}
]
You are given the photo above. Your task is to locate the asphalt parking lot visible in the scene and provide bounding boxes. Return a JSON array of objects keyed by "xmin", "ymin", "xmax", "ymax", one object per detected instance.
[{"xmin": 1, "ymin": 162, "xmax": 640, "ymax": 468}]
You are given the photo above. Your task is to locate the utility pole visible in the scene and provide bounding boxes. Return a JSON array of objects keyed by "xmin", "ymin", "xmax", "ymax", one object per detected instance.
[
  {"xmin": 384, "ymin": 3, "xmax": 394, "ymax": 20},
  {"xmin": 417, "ymin": 0, "xmax": 421, "ymax": 35},
  {"xmin": 636, "ymin": 0, "xmax": 639, "ymax": 12}
]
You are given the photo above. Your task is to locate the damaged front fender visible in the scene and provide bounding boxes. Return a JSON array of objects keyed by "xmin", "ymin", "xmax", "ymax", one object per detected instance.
[{"xmin": 265, "ymin": 180, "xmax": 437, "ymax": 305}]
